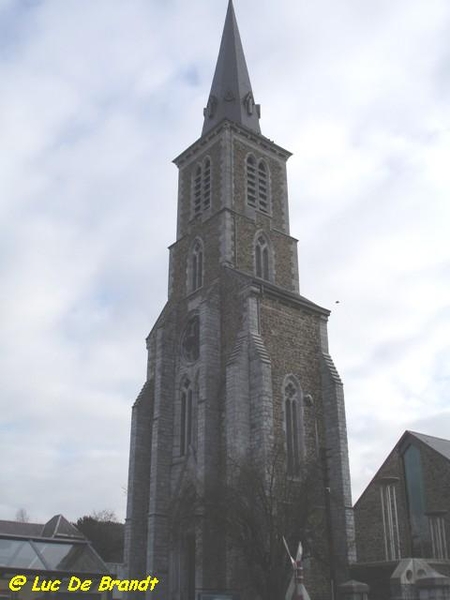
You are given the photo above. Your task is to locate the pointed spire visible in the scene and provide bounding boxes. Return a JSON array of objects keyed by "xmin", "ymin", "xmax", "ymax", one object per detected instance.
[{"xmin": 202, "ymin": 0, "xmax": 261, "ymax": 136}]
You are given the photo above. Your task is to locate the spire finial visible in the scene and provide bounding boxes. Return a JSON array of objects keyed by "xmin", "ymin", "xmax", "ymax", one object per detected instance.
[{"xmin": 202, "ymin": 0, "xmax": 261, "ymax": 136}]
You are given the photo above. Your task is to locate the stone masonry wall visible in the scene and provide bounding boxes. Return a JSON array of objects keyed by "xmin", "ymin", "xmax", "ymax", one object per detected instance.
[
  {"xmin": 419, "ymin": 441, "xmax": 450, "ymax": 558},
  {"xmin": 177, "ymin": 138, "xmax": 223, "ymax": 239},
  {"xmin": 354, "ymin": 447, "xmax": 411, "ymax": 562},
  {"xmin": 234, "ymin": 212, "xmax": 298, "ymax": 290},
  {"xmin": 232, "ymin": 136, "xmax": 289, "ymax": 234},
  {"xmin": 355, "ymin": 437, "xmax": 450, "ymax": 565},
  {"xmin": 125, "ymin": 381, "xmax": 153, "ymax": 584},
  {"xmin": 260, "ymin": 293, "xmax": 332, "ymax": 599}
]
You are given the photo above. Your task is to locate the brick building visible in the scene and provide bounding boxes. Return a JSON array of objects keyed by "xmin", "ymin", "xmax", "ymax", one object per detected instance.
[
  {"xmin": 124, "ymin": 2, "xmax": 355, "ymax": 599},
  {"xmin": 353, "ymin": 430, "xmax": 450, "ymax": 598}
]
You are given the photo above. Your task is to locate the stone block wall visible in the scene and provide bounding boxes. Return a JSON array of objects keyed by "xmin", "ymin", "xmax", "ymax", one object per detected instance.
[
  {"xmin": 126, "ymin": 119, "xmax": 355, "ymax": 600},
  {"xmin": 418, "ymin": 441, "xmax": 450, "ymax": 559},
  {"xmin": 232, "ymin": 136, "xmax": 289, "ymax": 234},
  {"xmin": 355, "ymin": 433, "xmax": 450, "ymax": 566},
  {"xmin": 354, "ymin": 446, "xmax": 411, "ymax": 563}
]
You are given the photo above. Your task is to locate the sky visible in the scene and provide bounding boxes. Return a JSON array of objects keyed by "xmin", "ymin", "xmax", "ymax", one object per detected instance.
[{"xmin": 1, "ymin": 0, "xmax": 449, "ymax": 524}]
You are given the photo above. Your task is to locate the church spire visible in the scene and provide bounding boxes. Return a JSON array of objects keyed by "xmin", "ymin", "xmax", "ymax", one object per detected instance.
[{"xmin": 202, "ymin": 0, "xmax": 261, "ymax": 136}]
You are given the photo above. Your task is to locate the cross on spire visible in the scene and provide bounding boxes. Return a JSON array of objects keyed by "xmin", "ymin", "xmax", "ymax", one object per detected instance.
[{"xmin": 202, "ymin": 0, "xmax": 261, "ymax": 136}]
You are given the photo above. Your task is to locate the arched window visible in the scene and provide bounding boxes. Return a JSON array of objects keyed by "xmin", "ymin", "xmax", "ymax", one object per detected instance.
[
  {"xmin": 246, "ymin": 155, "xmax": 257, "ymax": 208},
  {"xmin": 180, "ymin": 379, "xmax": 193, "ymax": 456},
  {"xmin": 255, "ymin": 234, "xmax": 270, "ymax": 281},
  {"xmin": 257, "ymin": 160, "xmax": 268, "ymax": 213},
  {"xmin": 284, "ymin": 377, "xmax": 303, "ymax": 476},
  {"xmin": 203, "ymin": 158, "xmax": 211, "ymax": 210},
  {"xmin": 193, "ymin": 165, "xmax": 202, "ymax": 217},
  {"xmin": 192, "ymin": 157, "xmax": 211, "ymax": 217},
  {"xmin": 246, "ymin": 155, "xmax": 270, "ymax": 213},
  {"xmin": 191, "ymin": 239, "xmax": 203, "ymax": 291}
]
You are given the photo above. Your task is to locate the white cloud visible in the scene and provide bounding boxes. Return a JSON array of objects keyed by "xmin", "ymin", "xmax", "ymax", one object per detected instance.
[{"xmin": 1, "ymin": 0, "xmax": 449, "ymax": 521}]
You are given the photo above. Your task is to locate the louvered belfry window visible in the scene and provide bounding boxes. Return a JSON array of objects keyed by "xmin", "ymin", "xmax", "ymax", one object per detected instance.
[
  {"xmin": 246, "ymin": 155, "xmax": 269, "ymax": 213},
  {"xmin": 203, "ymin": 158, "xmax": 211, "ymax": 210},
  {"xmin": 193, "ymin": 157, "xmax": 211, "ymax": 217},
  {"xmin": 193, "ymin": 166, "xmax": 202, "ymax": 217}
]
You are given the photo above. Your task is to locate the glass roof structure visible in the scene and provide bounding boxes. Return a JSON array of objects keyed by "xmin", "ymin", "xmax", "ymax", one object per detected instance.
[{"xmin": 0, "ymin": 537, "xmax": 108, "ymax": 575}]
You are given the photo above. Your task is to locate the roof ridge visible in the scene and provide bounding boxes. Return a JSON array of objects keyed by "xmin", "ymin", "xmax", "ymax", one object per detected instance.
[{"xmin": 407, "ymin": 429, "xmax": 450, "ymax": 443}]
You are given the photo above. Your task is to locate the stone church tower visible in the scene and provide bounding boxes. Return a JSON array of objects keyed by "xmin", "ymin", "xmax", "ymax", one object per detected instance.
[{"xmin": 125, "ymin": 2, "xmax": 355, "ymax": 599}]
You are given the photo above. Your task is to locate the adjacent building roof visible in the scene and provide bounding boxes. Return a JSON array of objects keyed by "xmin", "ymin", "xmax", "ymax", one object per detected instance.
[
  {"xmin": 202, "ymin": 0, "xmax": 261, "ymax": 136},
  {"xmin": 0, "ymin": 514, "xmax": 84, "ymax": 540},
  {"xmin": 408, "ymin": 430, "xmax": 450, "ymax": 462},
  {"xmin": 354, "ymin": 430, "xmax": 450, "ymax": 508},
  {"xmin": 0, "ymin": 514, "xmax": 109, "ymax": 576},
  {"xmin": 41, "ymin": 514, "xmax": 85, "ymax": 539},
  {"xmin": 0, "ymin": 521, "xmax": 43, "ymax": 537}
]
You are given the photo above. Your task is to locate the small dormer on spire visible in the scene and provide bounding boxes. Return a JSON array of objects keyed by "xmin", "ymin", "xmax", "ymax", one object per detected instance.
[{"xmin": 202, "ymin": 0, "xmax": 261, "ymax": 136}]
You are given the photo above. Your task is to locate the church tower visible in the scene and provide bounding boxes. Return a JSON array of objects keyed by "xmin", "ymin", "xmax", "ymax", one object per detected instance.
[{"xmin": 125, "ymin": 2, "xmax": 355, "ymax": 599}]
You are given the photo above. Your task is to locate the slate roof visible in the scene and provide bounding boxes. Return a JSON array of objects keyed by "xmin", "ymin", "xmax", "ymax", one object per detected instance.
[
  {"xmin": 202, "ymin": 0, "xmax": 261, "ymax": 136},
  {"xmin": 0, "ymin": 520, "xmax": 43, "ymax": 536},
  {"xmin": 408, "ymin": 430, "xmax": 450, "ymax": 462},
  {"xmin": 0, "ymin": 514, "xmax": 84, "ymax": 539},
  {"xmin": 354, "ymin": 429, "xmax": 450, "ymax": 507}
]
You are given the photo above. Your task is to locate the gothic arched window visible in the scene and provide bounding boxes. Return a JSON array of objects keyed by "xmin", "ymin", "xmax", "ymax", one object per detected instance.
[
  {"xmin": 255, "ymin": 234, "xmax": 270, "ymax": 281},
  {"xmin": 284, "ymin": 377, "xmax": 303, "ymax": 476},
  {"xmin": 192, "ymin": 157, "xmax": 211, "ymax": 217},
  {"xmin": 203, "ymin": 158, "xmax": 211, "ymax": 211},
  {"xmin": 246, "ymin": 155, "xmax": 270, "ymax": 213},
  {"xmin": 257, "ymin": 160, "xmax": 268, "ymax": 213},
  {"xmin": 246, "ymin": 155, "xmax": 257, "ymax": 208},
  {"xmin": 193, "ymin": 165, "xmax": 202, "ymax": 217},
  {"xmin": 191, "ymin": 239, "xmax": 204, "ymax": 292},
  {"xmin": 180, "ymin": 378, "xmax": 194, "ymax": 456}
]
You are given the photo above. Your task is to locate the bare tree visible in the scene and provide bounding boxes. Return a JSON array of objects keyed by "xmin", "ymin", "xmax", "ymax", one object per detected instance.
[
  {"xmin": 91, "ymin": 509, "xmax": 118, "ymax": 523},
  {"xmin": 171, "ymin": 447, "xmax": 327, "ymax": 600},
  {"xmin": 15, "ymin": 508, "xmax": 30, "ymax": 523}
]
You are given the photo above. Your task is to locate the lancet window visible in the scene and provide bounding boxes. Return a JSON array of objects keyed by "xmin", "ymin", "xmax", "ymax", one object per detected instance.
[
  {"xmin": 380, "ymin": 482, "xmax": 401, "ymax": 560},
  {"xmin": 193, "ymin": 157, "xmax": 211, "ymax": 217},
  {"xmin": 180, "ymin": 379, "xmax": 194, "ymax": 456},
  {"xmin": 284, "ymin": 377, "xmax": 303, "ymax": 476},
  {"xmin": 190, "ymin": 239, "xmax": 204, "ymax": 292},
  {"xmin": 428, "ymin": 513, "xmax": 448, "ymax": 559},
  {"xmin": 246, "ymin": 155, "xmax": 270, "ymax": 213},
  {"xmin": 255, "ymin": 234, "xmax": 270, "ymax": 281}
]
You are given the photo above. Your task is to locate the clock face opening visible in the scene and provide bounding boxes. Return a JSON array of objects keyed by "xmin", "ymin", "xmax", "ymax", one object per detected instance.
[{"xmin": 181, "ymin": 315, "xmax": 200, "ymax": 363}]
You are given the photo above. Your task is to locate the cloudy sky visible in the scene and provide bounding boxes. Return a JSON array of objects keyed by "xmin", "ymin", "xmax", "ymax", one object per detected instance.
[{"xmin": 1, "ymin": 0, "xmax": 449, "ymax": 524}]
